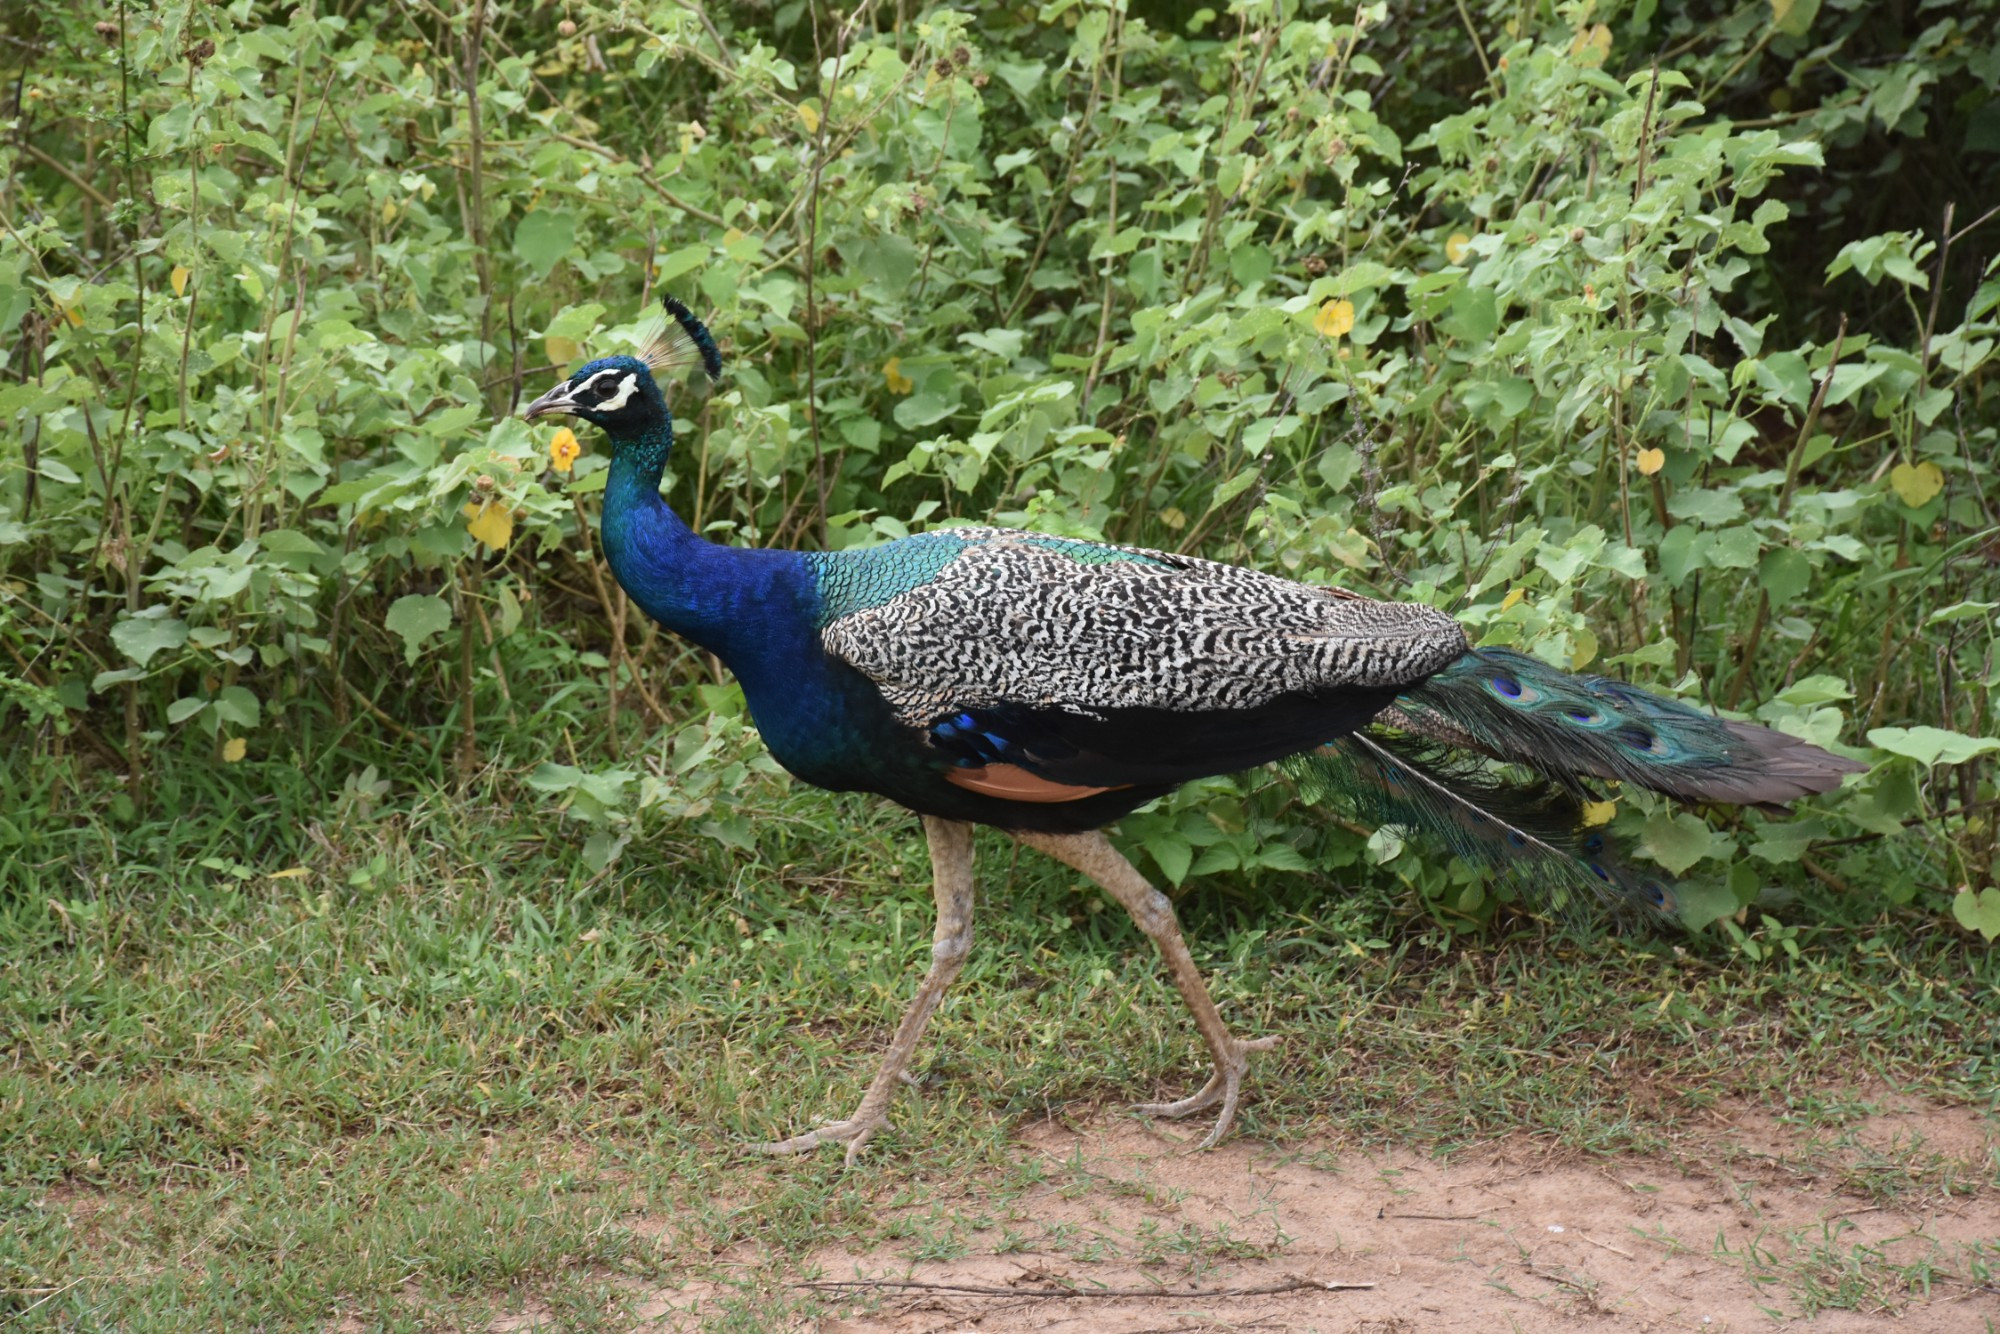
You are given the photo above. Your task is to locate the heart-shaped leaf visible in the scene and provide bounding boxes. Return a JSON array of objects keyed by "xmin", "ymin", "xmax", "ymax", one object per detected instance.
[
  {"xmin": 1867, "ymin": 725, "xmax": 2000, "ymax": 767},
  {"xmin": 1951, "ymin": 887, "xmax": 2000, "ymax": 942},
  {"xmin": 1642, "ymin": 811, "xmax": 1715, "ymax": 876},
  {"xmin": 1888, "ymin": 460, "xmax": 1943, "ymax": 507}
]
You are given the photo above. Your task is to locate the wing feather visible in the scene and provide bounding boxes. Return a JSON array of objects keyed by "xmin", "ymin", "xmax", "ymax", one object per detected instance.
[{"xmin": 812, "ymin": 527, "xmax": 1466, "ymax": 731}]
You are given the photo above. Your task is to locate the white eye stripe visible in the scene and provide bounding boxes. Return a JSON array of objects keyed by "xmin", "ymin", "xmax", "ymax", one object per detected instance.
[
  {"xmin": 595, "ymin": 373, "xmax": 639, "ymax": 413},
  {"xmin": 572, "ymin": 369, "xmax": 616, "ymax": 398}
]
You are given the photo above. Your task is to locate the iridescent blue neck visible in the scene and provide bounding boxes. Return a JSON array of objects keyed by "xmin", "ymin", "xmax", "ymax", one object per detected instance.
[
  {"xmin": 599, "ymin": 413, "xmax": 705, "ymax": 632},
  {"xmin": 595, "ymin": 412, "xmax": 808, "ymax": 681},
  {"xmin": 600, "ymin": 414, "xmax": 678, "ymax": 548},
  {"xmin": 587, "ymin": 406, "xmax": 904, "ymax": 794}
]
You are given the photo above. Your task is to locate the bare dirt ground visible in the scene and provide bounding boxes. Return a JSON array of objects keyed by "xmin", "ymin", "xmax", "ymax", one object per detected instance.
[{"xmin": 626, "ymin": 1094, "xmax": 1999, "ymax": 1333}]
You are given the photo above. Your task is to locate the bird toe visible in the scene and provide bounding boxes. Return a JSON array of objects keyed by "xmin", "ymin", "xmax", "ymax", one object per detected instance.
[
  {"xmin": 751, "ymin": 1114, "xmax": 891, "ymax": 1163},
  {"xmin": 1132, "ymin": 1033, "xmax": 1279, "ymax": 1149}
]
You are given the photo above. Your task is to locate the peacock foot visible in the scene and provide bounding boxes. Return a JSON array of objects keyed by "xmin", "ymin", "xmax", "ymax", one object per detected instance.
[
  {"xmin": 1134, "ymin": 1033, "xmax": 1281, "ymax": 1150},
  {"xmin": 752, "ymin": 1110, "xmax": 893, "ymax": 1167}
]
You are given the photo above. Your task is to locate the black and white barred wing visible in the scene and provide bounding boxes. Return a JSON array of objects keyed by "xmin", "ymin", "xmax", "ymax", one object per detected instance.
[{"xmin": 813, "ymin": 528, "xmax": 1468, "ymax": 788}]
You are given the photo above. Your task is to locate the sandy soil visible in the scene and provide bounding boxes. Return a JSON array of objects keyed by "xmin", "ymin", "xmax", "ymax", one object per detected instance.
[{"xmin": 629, "ymin": 1095, "xmax": 1998, "ymax": 1332}]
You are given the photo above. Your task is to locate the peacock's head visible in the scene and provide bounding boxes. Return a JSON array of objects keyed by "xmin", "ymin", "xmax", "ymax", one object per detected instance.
[
  {"xmin": 521, "ymin": 354, "xmax": 664, "ymax": 433},
  {"xmin": 521, "ymin": 293, "xmax": 723, "ymax": 437}
]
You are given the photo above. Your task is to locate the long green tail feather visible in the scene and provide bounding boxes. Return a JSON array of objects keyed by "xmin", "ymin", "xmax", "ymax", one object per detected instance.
[
  {"xmin": 1396, "ymin": 648, "xmax": 1865, "ymax": 807},
  {"xmin": 1282, "ymin": 732, "xmax": 1677, "ymax": 919}
]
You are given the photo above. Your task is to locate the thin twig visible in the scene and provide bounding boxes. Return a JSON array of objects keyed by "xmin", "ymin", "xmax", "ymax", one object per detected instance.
[{"xmin": 1946, "ymin": 200, "xmax": 2000, "ymax": 245}]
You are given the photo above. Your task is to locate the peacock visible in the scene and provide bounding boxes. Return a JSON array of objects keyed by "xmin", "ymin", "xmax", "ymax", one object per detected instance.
[{"xmin": 521, "ymin": 293, "xmax": 1866, "ymax": 1162}]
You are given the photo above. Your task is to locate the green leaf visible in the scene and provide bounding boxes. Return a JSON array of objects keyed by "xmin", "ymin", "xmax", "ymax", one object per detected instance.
[
  {"xmin": 1748, "ymin": 818, "xmax": 1826, "ymax": 864},
  {"xmin": 1773, "ymin": 675, "xmax": 1852, "ymax": 707},
  {"xmin": 1951, "ymin": 887, "xmax": 2000, "ymax": 942},
  {"xmin": 526, "ymin": 762, "xmax": 583, "ymax": 792},
  {"xmin": 213, "ymin": 685, "xmax": 261, "ymax": 729},
  {"xmin": 893, "ymin": 390, "xmax": 958, "ymax": 430},
  {"xmin": 1753, "ymin": 351, "xmax": 1813, "ymax": 409},
  {"xmin": 1537, "ymin": 525, "xmax": 1604, "ymax": 584},
  {"xmin": 1144, "ymin": 833, "xmax": 1192, "ymax": 886},
  {"xmin": 167, "ymin": 697, "xmax": 208, "ymax": 724},
  {"xmin": 1642, "ymin": 811, "xmax": 1715, "ymax": 876},
  {"xmin": 423, "ymin": 404, "xmax": 482, "ymax": 438},
  {"xmin": 1656, "ymin": 526, "xmax": 1705, "ymax": 588},
  {"xmin": 513, "ymin": 209, "xmax": 577, "ymax": 279},
  {"xmin": 1673, "ymin": 879, "xmax": 1740, "ymax": 933},
  {"xmin": 384, "ymin": 594, "xmax": 453, "ymax": 665},
  {"xmin": 1443, "ymin": 285, "xmax": 1498, "ymax": 343},
  {"xmin": 1665, "ymin": 488, "xmax": 1745, "ymax": 526},
  {"xmin": 1207, "ymin": 469, "xmax": 1260, "ymax": 514},
  {"xmin": 1491, "ymin": 376, "xmax": 1533, "ymax": 418},
  {"xmin": 1327, "ymin": 261, "xmax": 1394, "ymax": 295},
  {"xmin": 1256, "ymin": 842, "xmax": 1310, "ymax": 873},
  {"xmin": 111, "ymin": 610, "xmax": 189, "ymax": 668},
  {"xmin": 1866, "ymin": 726, "xmax": 2000, "ymax": 767},
  {"xmin": 1706, "ymin": 525, "xmax": 1761, "ymax": 569},
  {"xmin": 1846, "ymin": 765, "xmax": 1919, "ymax": 835},
  {"xmin": 1758, "ymin": 547, "xmax": 1810, "ymax": 603},
  {"xmin": 655, "ymin": 243, "xmax": 706, "ymax": 284},
  {"xmin": 1926, "ymin": 601, "xmax": 1998, "ymax": 625},
  {"xmin": 1770, "ymin": 0, "xmax": 1821, "ymax": 38},
  {"xmin": 960, "ymin": 328, "xmax": 1025, "ymax": 359},
  {"xmin": 542, "ymin": 302, "xmax": 607, "ymax": 341}
]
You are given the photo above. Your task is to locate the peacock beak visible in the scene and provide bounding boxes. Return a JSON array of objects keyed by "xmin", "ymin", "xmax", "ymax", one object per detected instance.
[{"xmin": 520, "ymin": 381, "xmax": 579, "ymax": 421}]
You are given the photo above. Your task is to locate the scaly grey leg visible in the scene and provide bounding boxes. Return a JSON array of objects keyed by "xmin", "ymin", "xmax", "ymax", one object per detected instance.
[
  {"xmin": 1015, "ymin": 829, "xmax": 1278, "ymax": 1149},
  {"xmin": 755, "ymin": 816, "xmax": 976, "ymax": 1165}
]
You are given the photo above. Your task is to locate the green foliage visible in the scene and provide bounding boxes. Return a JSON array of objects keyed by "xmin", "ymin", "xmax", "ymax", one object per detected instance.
[{"xmin": 2, "ymin": 1, "xmax": 1996, "ymax": 923}]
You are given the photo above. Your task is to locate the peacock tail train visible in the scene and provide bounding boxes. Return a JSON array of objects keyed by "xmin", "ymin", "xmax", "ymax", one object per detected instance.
[
  {"xmin": 1282, "ymin": 732, "xmax": 1677, "ymax": 918},
  {"xmin": 1283, "ymin": 647, "xmax": 1865, "ymax": 919}
]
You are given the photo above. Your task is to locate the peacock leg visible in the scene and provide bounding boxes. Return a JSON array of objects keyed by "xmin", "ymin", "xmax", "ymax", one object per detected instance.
[
  {"xmin": 755, "ymin": 816, "xmax": 976, "ymax": 1165},
  {"xmin": 1015, "ymin": 830, "xmax": 1278, "ymax": 1150}
]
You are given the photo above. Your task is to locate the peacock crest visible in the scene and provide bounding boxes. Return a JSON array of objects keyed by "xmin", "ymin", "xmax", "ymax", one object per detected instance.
[{"xmin": 638, "ymin": 292, "xmax": 724, "ymax": 385}]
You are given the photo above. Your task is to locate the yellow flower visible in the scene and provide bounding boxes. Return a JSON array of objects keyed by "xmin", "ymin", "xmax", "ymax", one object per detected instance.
[
  {"xmin": 463, "ymin": 500, "xmax": 515, "ymax": 551},
  {"xmin": 1314, "ymin": 299, "xmax": 1355, "ymax": 339},
  {"xmin": 549, "ymin": 426, "xmax": 581, "ymax": 474},
  {"xmin": 884, "ymin": 356, "xmax": 914, "ymax": 394}
]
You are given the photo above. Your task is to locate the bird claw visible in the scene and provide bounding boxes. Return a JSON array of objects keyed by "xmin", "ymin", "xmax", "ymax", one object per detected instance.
[
  {"xmin": 1132, "ymin": 1033, "xmax": 1280, "ymax": 1150},
  {"xmin": 752, "ymin": 1113, "xmax": 892, "ymax": 1167}
]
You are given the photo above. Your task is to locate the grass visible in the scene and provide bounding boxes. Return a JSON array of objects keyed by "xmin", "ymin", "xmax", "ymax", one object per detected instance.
[{"xmin": 2, "ymin": 736, "xmax": 1996, "ymax": 1329}]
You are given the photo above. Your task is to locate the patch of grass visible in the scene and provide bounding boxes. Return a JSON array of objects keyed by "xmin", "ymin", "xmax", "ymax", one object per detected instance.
[{"xmin": 2, "ymin": 754, "xmax": 1996, "ymax": 1327}]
